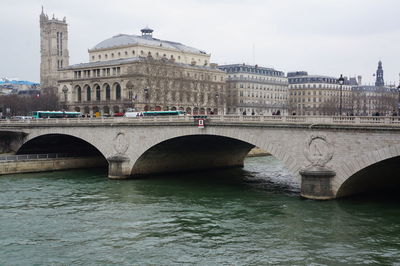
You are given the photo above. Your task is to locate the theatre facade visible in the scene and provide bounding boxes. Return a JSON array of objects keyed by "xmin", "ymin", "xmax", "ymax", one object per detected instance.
[{"xmin": 40, "ymin": 10, "xmax": 226, "ymax": 116}]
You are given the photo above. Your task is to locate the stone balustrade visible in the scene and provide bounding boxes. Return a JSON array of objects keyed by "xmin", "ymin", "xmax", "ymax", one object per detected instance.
[{"xmin": 1, "ymin": 115, "xmax": 400, "ymax": 126}]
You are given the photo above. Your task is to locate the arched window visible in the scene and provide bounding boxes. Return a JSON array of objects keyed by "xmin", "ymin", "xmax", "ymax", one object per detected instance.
[
  {"xmin": 93, "ymin": 106, "xmax": 99, "ymax": 114},
  {"xmin": 86, "ymin": 86, "xmax": 91, "ymax": 101},
  {"xmin": 103, "ymin": 106, "xmax": 110, "ymax": 114},
  {"xmin": 115, "ymin": 84, "xmax": 121, "ymax": 100},
  {"xmin": 96, "ymin": 85, "xmax": 101, "ymax": 101},
  {"xmin": 105, "ymin": 84, "xmax": 111, "ymax": 100},
  {"xmin": 62, "ymin": 86, "xmax": 68, "ymax": 102},
  {"xmin": 126, "ymin": 81, "xmax": 134, "ymax": 100},
  {"xmin": 76, "ymin": 86, "xmax": 82, "ymax": 102}
]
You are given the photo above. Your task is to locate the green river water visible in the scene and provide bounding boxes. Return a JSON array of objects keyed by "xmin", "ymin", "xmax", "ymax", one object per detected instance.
[{"xmin": 0, "ymin": 156, "xmax": 399, "ymax": 265}]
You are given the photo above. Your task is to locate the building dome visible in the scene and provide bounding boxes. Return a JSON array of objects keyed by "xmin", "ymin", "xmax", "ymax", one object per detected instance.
[{"xmin": 90, "ymin": 30, "xmax": 207, "ymax": 55}]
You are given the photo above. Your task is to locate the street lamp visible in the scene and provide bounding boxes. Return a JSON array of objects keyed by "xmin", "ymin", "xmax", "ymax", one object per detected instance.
[
  {"xmin": 215, "ymin": 93, "xmax": 219, "ymax": 115},
  {"xmin": 144, "ymin": 87, "xmax": 149, "ymax": 111},
  {"xmin": 338, "ymin": 74, "xmax": 345, "ymax": 116},
  {"xmin": 397, "ymin": 73, "xmax": 400, "ymax": 114}
]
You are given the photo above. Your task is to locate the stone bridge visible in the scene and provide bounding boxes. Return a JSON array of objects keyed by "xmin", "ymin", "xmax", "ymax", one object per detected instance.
[{"xmin": 1, "ymin": 115, "xmax": 400, "ymax": 200}]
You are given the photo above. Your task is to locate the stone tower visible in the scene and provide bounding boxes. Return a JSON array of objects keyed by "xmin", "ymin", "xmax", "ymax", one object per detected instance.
[
  {"xmin": 40, "ymin": 7, "xmax": 69, "ymax": 90},
  {"xmin": 375, "ymin": 60, "xmax": 384, "ymax": 87}
]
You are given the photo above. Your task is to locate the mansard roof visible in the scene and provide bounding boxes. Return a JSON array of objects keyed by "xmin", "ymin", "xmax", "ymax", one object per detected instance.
[{"xmin": 90, "ymin": 33, "xmax": 208, "ymax": 55}]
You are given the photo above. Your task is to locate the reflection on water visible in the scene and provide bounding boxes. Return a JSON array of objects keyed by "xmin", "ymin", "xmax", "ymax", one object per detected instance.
[{"xmin": 0, "ymin": 156, "xmax": 399, "ymax": 265}]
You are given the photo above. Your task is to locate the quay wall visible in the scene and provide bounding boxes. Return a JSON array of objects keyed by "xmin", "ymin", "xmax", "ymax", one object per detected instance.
[
  {"xmin": 0, "ymin": 157, "xmax": 107, "ymax": 175},
  {"xmin": 247, "ymin": 147, "xmax": 271, "ymax": 157}
]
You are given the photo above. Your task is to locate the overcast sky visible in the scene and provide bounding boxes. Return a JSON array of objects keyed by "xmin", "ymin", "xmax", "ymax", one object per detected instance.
[{"xmin": 1, "ymin": 0, "xmax": 399, "ymax": 85}]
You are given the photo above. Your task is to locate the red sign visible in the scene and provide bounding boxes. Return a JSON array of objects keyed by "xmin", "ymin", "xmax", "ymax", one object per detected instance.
[{"xmin": 197, "ymin": 119, "xmax": 205, "ymax": 128}]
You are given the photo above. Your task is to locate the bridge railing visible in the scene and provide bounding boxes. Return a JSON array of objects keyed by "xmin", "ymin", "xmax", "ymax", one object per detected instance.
[
  {"xmin": 1, "ymin": 115, "xmax": 400, "ymax": 126},
  {"xmin": 0, "ymin": 153, "xmax": 78, "ymax": 162}
]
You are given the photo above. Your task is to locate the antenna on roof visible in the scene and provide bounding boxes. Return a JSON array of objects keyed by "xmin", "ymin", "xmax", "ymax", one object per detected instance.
[{"xmin": 252, "ymin": 43, "xmax": 255, "ymax": 66}]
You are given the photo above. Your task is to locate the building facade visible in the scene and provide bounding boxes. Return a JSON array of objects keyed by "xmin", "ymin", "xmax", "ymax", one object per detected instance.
[
  {"xmin": 40, "ymin": 10, "xmax": 226, "ymax": 115},
  {"xmin": 40, "ymin": 7, "xmax": 69, "ymax": 90},
  {"xmin": 352, "ymin": 85, "xmax": 398, "ymax": 116},
  {"xmin": 352, "ymin": 61, "xmax": 398, "ymax": 116},
  {"xmin": 288, "ymin": 71, "xmax": 352, "ymax": 116},
  {"xmin": 58, "ymin": 56, "xmax": 226, "ymax": 115},
  {"xmin": 218, "ymin": 64, "xmax": 288, "ymax": 115}
]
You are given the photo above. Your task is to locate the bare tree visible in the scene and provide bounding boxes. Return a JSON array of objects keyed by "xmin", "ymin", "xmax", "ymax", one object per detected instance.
[{"xmin": 0, "ymin": 90, "xmax": 60, "ymax": 117}]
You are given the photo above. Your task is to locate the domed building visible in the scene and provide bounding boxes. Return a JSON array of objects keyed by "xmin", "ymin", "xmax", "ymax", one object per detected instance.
[{"xmin": 40, "ymin": 10, "xmax": 226, "ymax": 116}]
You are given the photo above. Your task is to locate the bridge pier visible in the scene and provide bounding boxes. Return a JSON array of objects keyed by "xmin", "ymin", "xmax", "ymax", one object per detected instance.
[
  {"xmin": 107, "ymin": 155, "xmax": 131, "ymax": 179},
  {"xmin": 300, "ymin": 166, "xmax": 336, "ymax": 200},
  {"xmin": 0, "ymin": 132, "xmax": 25, "ymax": 154}
]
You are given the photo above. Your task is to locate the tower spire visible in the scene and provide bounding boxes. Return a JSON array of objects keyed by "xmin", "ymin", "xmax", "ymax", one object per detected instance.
[{"xmin": 375, "ymin": 60, "xmax": 384, "ymax": 87}]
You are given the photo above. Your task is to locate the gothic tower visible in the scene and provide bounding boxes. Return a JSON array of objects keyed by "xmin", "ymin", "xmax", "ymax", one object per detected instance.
[
  {"xmin": 40, "ymin": 7, "xmax": 69, "ymax": 90},
  {"xmin": 375, "ymin": 60, "xmax": 384, "ymax": 87}
]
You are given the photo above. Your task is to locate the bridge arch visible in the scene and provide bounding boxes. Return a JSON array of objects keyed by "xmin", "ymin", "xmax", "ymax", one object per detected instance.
[
  {"xmin": 17, "ymin": 133, "xmax": 107, "ymax": 161},
  {"xmin": 18, "ymin": 131, "xmax": 112, "ymax": 161},
  {"xmin": 335, "ymin": 144, "xmax": 400, "ymax": 197},
  {"xmin": 127, "ymin": 129, "xmax": 302, "ymax": 178},
  {"xmin": 131, "ymin": 135, "xmax": 254, "ymax": 176}
]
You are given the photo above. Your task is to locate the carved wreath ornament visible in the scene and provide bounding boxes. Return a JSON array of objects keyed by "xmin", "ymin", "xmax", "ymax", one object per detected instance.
[
  {"xmin": 114, "ymin": 132, "xmax": 129, "ymax": 155},
  {"xmin": 304, "ymin": 135, "xmax": 334, "ymax": 167}
]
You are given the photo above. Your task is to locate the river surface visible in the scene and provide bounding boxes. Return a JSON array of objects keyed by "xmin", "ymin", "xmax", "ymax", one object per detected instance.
[{"xmin": 1, "ymin": 156, "xmax": 399, "ymax": 265}]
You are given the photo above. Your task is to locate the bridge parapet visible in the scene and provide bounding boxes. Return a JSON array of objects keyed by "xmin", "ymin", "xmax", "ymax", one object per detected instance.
[{"xmin": 1, "ymin": 115, "xmax": 400, "ymax": 127}]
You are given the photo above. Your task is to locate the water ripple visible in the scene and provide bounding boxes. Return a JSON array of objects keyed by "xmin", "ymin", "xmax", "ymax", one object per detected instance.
[{"xmin": 0, "ymin": 158, "xmax": 399, "ymax": 265}]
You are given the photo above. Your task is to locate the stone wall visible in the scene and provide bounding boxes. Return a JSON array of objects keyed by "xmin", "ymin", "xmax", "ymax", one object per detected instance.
[
  {"xmin": 247, "ymin": 147, "xmax": 270, "ymax": 157},
  {"xmin": 0, "ymin": 156, "xmax": 107, "ymax": 175}
]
